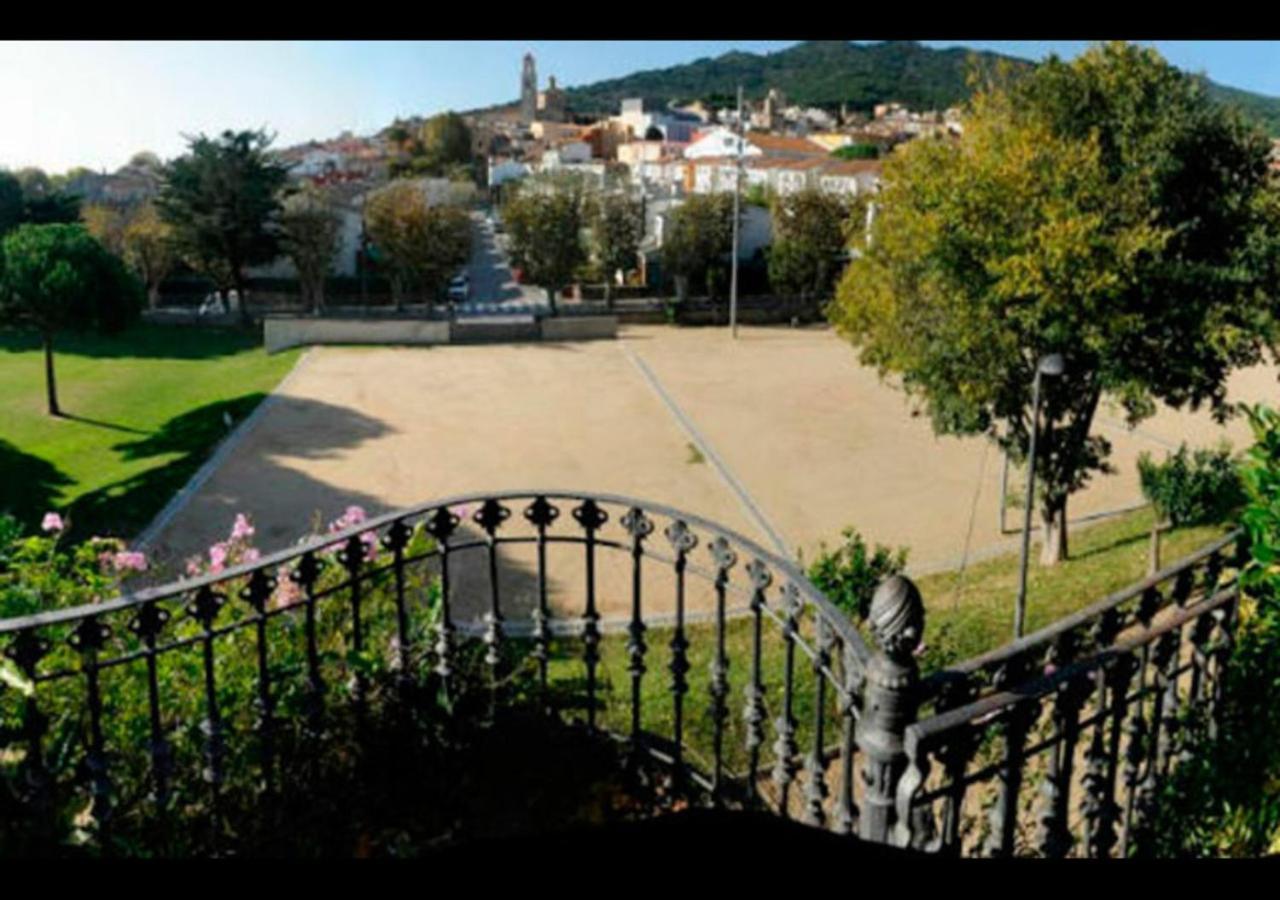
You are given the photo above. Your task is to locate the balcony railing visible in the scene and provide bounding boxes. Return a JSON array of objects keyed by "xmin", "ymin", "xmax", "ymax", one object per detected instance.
[{"xmin": 0, "ymin": 490, "xmax": 1246, "ymax": 856}]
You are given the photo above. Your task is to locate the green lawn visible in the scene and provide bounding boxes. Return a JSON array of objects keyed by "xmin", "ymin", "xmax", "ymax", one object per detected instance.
[{"xmin": 0, "ymin": 324, "xmax": 300, "ymax": 541}]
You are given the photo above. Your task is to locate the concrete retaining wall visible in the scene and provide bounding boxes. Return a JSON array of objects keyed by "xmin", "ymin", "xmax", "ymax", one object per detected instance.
[
  {"xmin": 264, "ymin": 317, "xmax": 451, "ymax": 353},
  {"xmin": 540, "ymin": 316, "xmax": 618, "ymax": 341}
]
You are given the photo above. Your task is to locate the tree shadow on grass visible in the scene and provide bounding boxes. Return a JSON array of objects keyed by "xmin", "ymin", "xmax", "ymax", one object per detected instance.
[
  {"xmin": 0, "ymin": 323, "xmax": 261, "ymax": 362},
  {"xmin": 0, "ymin": 440, "xmax": 74, "ymax": 529}
]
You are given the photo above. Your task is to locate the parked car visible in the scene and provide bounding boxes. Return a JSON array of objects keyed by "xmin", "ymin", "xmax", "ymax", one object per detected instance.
[{"xmin": 447, "ymin": 274, "xmax": 470, "ymax": 303}]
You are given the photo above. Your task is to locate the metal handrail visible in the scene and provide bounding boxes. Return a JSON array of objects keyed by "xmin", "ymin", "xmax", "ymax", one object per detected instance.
[{"xmin": 0, "ymin": 488, "xmax": 869, "ymax": 665}]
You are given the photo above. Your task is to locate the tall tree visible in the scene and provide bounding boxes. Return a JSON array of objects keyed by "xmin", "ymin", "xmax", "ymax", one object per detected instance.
[
  {"xmin": 156, "ymin": 130, "xmax": 290, "ymax": 326},
  {"xmin": 419, "ymin": 112, "xmax": 473, "ymax": 171},
  {"xmin": 660, "ymin": 192, "xmax": 736, "ymax": 302},
  {"xmin": 280, "ymin": 187, "xmax": 343, "ymax": 315},
  {"xmin": 0, "ymin": 224, "xmax": 142, "ymax": 415},
  {"xmin": 82, "ymin": 203, "xmax": 130, "ymax": 256},
  {"xmin": 767, "ymin": 186, "xmax": 860, "ymax": 300},
  {"xmin": 121, "ymin": 204, "xmax": 178, "ymax": 310},
  {"xmin": 502, "ymin": 175, "xmax": 590, "ymax": 315},
  {"xmin": 589, "ymin": 191, "xmax": 643, "ymax": 307},
  {"xmin": 831, "ymin": 43, "xmax": 1280, "ymax": 566},
  {"xmin": 364, "ymin": 181, "xmax": 471, "ymax": 312}
]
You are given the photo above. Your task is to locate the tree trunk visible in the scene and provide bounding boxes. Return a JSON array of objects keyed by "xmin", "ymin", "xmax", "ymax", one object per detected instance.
[
  {"xmin": 147, "ymin": 283, "xmax": 160, "ymax": 310},
  {"xmin": 603, "ymin": 278, "xmax": 613, "ymax": 310},
  {"xmin": 1148, "ymin": 521, "xmax": 1170, "ymax": 577},
  {"xmin": 1039, "ymin": 504, "xmax": 1068, "ymax": 566},
  {"xmin": 43, "ymin": 331, "xmax": 60, "ymax": 416},
  {"xmin": 234, "ymin": 273, "xmax": 251, "ymax": 327},
  {"xmin": 546, "ymin": 285, "xmax": 559, "ymax": 317}
]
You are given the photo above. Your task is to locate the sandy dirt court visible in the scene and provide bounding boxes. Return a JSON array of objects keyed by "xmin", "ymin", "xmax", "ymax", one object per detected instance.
[{"xmin": 143, "ymin": 324, "xmax": 1276, "ymax": 623}]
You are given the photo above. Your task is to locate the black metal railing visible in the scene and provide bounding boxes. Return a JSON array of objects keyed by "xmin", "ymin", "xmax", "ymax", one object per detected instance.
[
  {"xmin": 0, "ymin": 490, "xmax": 898, "ymax": 854},
  {"xmin": 0, "ymin": 490, "xmax": 1247, "ymax": 857},
  {"xmin": 892, "ymin": 529, "xmax": 1246, "ymax": 857}
]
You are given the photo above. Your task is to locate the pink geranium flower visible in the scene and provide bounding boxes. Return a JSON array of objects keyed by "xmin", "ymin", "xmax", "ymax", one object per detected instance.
[
  {"xmin": 112, "ymin": 550, "xmax": 148, "ymax": 573},
  {"xmin": 242, "ymin": 547, "xmax": 260, "ymax": 564},
  {"xmin": 230, "ymin": 513, "xmax": 255, "ymax": 541},
  {"xmin": 41, "ymin": 512, "xmax": 64, "ymax": 533},
  {"xmin": 209, "ymin": 542, "xmax": 228, "ymax": 573}
]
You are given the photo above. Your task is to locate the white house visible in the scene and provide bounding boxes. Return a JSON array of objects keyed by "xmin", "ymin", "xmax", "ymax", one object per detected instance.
[{"xmin": 489, "ymin": 157, "xmax": 531, "ymax": 188}]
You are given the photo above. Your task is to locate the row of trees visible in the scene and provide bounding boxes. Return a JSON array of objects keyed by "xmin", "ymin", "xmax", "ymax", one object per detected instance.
[
  {"xmin": 1, "ymin": 129, "xmax": 475, "ymax": 417},
  {"xmin": 501, "ymin": 171, "xmax": 862, "ymax": 311}
]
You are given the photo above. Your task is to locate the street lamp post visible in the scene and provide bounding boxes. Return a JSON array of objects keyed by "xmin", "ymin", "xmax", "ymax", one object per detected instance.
[
  {"xmin": 729, "ymin": 84, "xmax": 743, "ymax": 339},
  {"xmin": 1013, "ymin": 352, "xmax": 1065, "ymax": 640}
]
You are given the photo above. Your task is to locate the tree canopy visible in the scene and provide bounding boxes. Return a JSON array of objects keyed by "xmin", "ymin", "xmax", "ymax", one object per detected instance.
[
  {"xmin": 830, "ymin": 42, "xmax": 1280, "ymax": 564},
  {"xmin": 589, "ymin": 191, "xmax": 644, "ymax": 304},
  {"xmin": 502, "ymin": 174, "xmax": 591, "ymax": 314},
  {"xmin": 660, "ymin": 193, "xmax": 736, "ymax": 300},
  {"xmin": 0, "ymin": 223, "xmax": 142, "ymax": 414},
  {"xmin": 156, "ymin": 130, "xmax": 290, "ymax": 325},
  {"xmin": 364, "ymin": 181, "xmax": 471, "ymax": 312},
  {"xmin": 281, "ymin": 187, "xmax": 344, "ymax": 314},
  {"xmin": 767, "ymin": 187, "xmax": 860, "ymax": 300}
]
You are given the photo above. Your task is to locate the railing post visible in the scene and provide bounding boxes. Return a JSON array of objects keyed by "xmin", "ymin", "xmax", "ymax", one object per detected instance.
[{"xmin": 857, "ymin": 575, "xmax": 925, "ymax": 845}]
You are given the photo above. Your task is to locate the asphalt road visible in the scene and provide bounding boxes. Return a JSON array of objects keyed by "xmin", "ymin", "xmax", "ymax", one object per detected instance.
[{"xmin": 463, "ymin": 211, "xmax": 546, "ymax": 311}]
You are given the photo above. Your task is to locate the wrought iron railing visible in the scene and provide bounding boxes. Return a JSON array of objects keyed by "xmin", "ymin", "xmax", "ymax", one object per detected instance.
[
  {"xmin": 893, "ymin": 530, "xmax": 1246, "ymax": 857},
  {"xmin": 0, "ymin": 490, "xmax": 1247, "ymax": 857},
  {"xmin": 0, "ymin": 490, "xmax": 909, "ymax": 853}
]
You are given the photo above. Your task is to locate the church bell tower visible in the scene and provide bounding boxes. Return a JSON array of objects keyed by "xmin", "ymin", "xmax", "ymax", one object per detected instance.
[{"xmin": 520, "ymin": 53, "xmax": 538, "ymax": 124}]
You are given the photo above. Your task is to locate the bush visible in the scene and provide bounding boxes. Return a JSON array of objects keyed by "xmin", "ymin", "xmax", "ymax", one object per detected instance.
[
  {"xmin": 803, "ymin": 527, "xmax": 908, "ymax": 622},
  {"xmin": 1147, "ymin": 405, "xmax": 1280, "ymax": 857},
  {"xmin": 1138, "ymin": 442, "xmax": 1244, "ymax": 527}
]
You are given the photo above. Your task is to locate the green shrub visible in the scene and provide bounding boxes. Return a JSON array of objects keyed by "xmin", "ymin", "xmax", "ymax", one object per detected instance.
[
  {"xmin": 1148, "ymin": 405, "xmax": 1280, "ymax": 857},
  {"xmin": 1137, "ymin": 442, "xmax": 1243, "ymax": 527},
  {"xmin": 803, "ymin": 526, "xmax": 908, "ymax": 621}
]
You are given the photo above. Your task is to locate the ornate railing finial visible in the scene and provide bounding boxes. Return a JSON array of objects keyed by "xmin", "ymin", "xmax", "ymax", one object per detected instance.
[{"xmin": 868, "ymin": 575, "xmax": 925, "ymax": 662}]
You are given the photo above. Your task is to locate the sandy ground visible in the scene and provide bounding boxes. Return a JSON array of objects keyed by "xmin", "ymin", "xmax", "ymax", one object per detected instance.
[{"xmin": 144, "ymin": 325, "xmax": 1276, "ymax": 623}]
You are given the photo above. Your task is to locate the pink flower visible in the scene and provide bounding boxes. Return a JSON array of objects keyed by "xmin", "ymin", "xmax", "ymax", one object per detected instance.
[
  {"xmin": 208, "ymin": 542, "xmax": 228, "ymax": 573},
  {"xmin": 361, "ymin": 530, "xmax": 379, "ymax": 562},
  {"xmin": 113, "ymin": 551, "xmax": 148, "ymax": 573},
  {"xmin": 271, "ymin": 568, "xmax": 302, "ymax": 610},
  {"xmin": 913, "ymin": 642, "xmax": 929, "ymax": 658},
  {"xmin": 450, "ymin": 504, "xmax": 474, "ymax": 520},
  {"xmin": 1044, "ymin": 663, "xmax": 1058, "ymax": 677},
  {"xmin": 185, "ymin": 558, "xmax": 202, "ymax": 577},
  {"xmin": 344, "ymin": 506, "xmax": 367, "ymax": 525},
  {"xmin": 242, "ymin": 548, "xmax": 260, "ymax": 564},
  {"xmin": 41, "ymin": 512, "xmax": 64, "ymax": 533},
  {"xmin": 230, "ymin": 513, "xmax": 255, "ymax": 541}
]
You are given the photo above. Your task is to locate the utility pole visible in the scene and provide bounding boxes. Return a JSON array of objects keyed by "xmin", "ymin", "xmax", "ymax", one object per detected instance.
[{"xmin": 729, "ymin": 84, "xmax": 744, "ymax": 340}]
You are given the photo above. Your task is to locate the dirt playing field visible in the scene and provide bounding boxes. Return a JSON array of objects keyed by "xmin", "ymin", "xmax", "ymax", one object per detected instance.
[{"xmin": 142, "ymin": 324, "xmax": 1276, "ymax": 623}]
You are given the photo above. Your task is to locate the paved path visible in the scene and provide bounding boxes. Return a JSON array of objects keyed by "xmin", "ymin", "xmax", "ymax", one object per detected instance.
[{"xmin": 144, "ymin": 325, "xmax": 1276, "ymax": 621}]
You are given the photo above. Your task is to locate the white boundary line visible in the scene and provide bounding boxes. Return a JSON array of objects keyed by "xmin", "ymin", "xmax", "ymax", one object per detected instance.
[
  {"xmin": 132, "ymin": 347, "xmax": 316, "ymax": 551},
  {"xmin": 618, "ymin": 340, "xmax": 792, "ymax": 558}
]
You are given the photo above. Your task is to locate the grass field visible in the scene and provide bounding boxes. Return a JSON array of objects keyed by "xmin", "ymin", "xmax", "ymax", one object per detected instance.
[
  {"xmin": 545, "ymin": 505, "xmax": 1234, "ymax": 775},
  {"xmin": 0, "ymin": 324, "xmax": 300, "ymax": 541}
]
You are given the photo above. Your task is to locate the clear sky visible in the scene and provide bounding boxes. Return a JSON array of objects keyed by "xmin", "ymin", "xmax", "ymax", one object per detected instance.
[{"xmin": 3, "ymin": 40, "xmax": 1280, "ymax": 174}]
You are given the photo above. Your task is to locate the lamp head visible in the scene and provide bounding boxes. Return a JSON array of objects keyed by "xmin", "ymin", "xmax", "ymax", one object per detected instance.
[{"xmin": 1038, "ymin": 353, "xmax": 1065, "ymax": 377}]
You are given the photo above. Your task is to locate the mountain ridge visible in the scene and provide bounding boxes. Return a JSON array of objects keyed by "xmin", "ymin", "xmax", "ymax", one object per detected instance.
[{"xmin": 468, "ymin": 41, "xmax": 1280, "ymax": 137}]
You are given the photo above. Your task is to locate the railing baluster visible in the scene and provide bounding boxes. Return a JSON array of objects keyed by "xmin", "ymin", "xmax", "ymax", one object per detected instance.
[
  {"xmin": 524, "ymin": 497, "xmax": 561, "ymax": 708},
  {"xmin": 664, "ymin": 519, "xmax": 697, "ymax": 789},
  {"xmin": 128, "ymin": 602, "xmax": 172, "ymax": 814},
  {"xmin": 69, "ymin": 615, "xmax": 113, "ymax": 847},
  {"xmin": 241, "ymin": 569, "xmax": 278, "ymax": 799},
  {"xmin": 476, "ymin": 499, "xmax": 509, "ymax": 696},
  {"xmin": 708, "ymin": 536, "xmax": 737, "ymax": 806},
  {"xmin": 743, "ymin": 559, "xmax": 772, "ymax": 808},
  {"xmin": 834, "ymin": 640, "xmax": 861, "ymax": 835},
  {"xmin": 1081, "ymin": 609, "xmax": 1124, "ymax": 857},
  {"xmin": 4, "ymin": 630, "xmax": 53, "ymax": 848},
  {"xmin": 574, "ymin": 500, "xmax": 608, "ymax": 730},
  {"xmin": 935, "ymin": 679, "xmax": 978, "ymax": 855},
  {"xmin": 187, "ymin": 585, "xmax": 227, "ymax": 854},
  {"xmin": 425, "ymin": 507, "xmax": 461, "ymax": 696},
  {"xmin": 291, "ymin": 552, "xmax": 327, "ymax": 742},
  {"xmin": 381, "ymin": 519, "xmax": 414, "ymax": 693},
  {"xmin": 981, "ymin": 658, "xmax": 1036, "ymax": 858},
  {"xmin": 1035, "ymin": 635, "xmax": 1082, "ymax": 858},
  {"xmin": 772, "ymin": 583, "xmax": 802, "ymax": 817},
  {"xmin": 804, "ymin": 616, "xmax": 833, "ymax": 827},
  {"xmin": 621, "ymin": 507, "xmax": 654, "ymax": 771},
  {"xmin": 338, "ymin": 534, "xmax": 369, "ymax": 735}
]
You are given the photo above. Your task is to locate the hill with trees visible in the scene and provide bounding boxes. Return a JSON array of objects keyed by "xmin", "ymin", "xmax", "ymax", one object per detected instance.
[{"xmin": 542, "ymin": 41, "xmax": 1280, "ymax": 136}]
